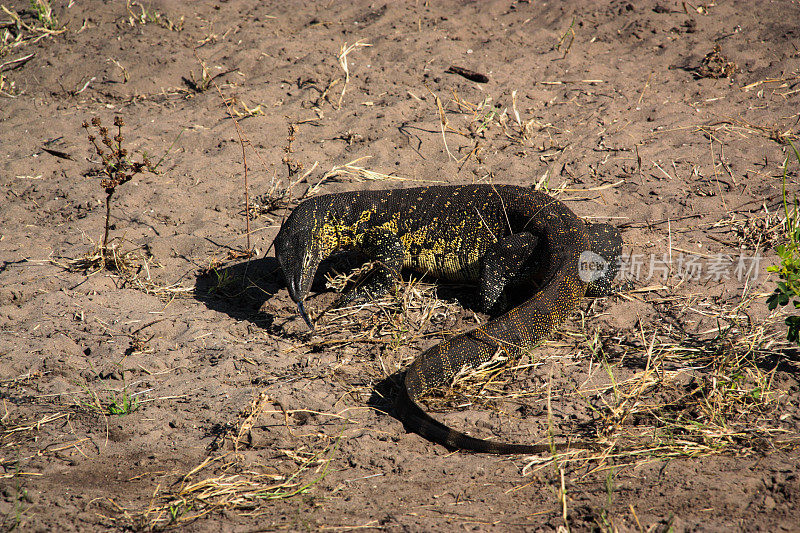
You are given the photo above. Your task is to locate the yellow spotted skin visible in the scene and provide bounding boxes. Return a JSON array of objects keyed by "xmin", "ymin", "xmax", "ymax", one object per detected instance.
[{"xmin": 274, "ymin": 184, "xmax": 622, "ymax": 454}]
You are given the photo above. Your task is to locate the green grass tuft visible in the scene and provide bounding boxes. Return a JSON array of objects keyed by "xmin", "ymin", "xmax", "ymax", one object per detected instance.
[{"xmin": 766, "ymin": 140, "xmax": 800, "ymax": 343}]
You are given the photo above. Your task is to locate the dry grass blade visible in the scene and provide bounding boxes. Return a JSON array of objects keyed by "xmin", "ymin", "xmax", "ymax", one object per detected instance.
[
  {"xmin": 252, "ymin": 162, "xmax": 318, "ymax": 214},
  {"xmin": 67, "ymin": 236, "xmax": 140, "ymax": 275},
  {"xmin": 318, "ymin": 156, "xmax": 446, "ymax": 188},
  {"xmin": 133, "ymin": 397, "xmax": 343, "ymax": 529},
  {"xmin": 713, "ymin": 207, "xmax": 788, "ymax": 250},
  {"xmin": 431, "ymin": 88, "xmax": 566, "ymax": 166},
  {"xmin": 336, "ymin": 39, "xmax": 371, "ymax": 109},
  {"xmin": 499, "ymin": 89, "xmax": 542, "ymax": 144},
  {"xmin": 415, "ymin": 347, "xmax": 540, "ymax": 415},
  {"xmin": 64, "ymin": 236, "xmax": 193, "ymax": 300},
  {"xmin": 0, "ymin": 411, "xmax": 77, "ymax": 475},
  {"xmin": 428, "ymin": 87, "xmax": 457, "ymax": 161},
  {"xmin": 305, "ymin": 271, "xmax": 465, "ymax": 367},
  {"xmin": 139, "ymin": 442, "xmax": 339, "ymax": 527},
  {"xmin": 1, "ymin": 4, "xmax": 64, "ymax": 36},
  {"xmin": 234, "ymin": 390, "xmax": 271, "ymax": 451},
  {"xmin": 512, "ymin": 289, "xmax": 799, "ymax": 474}
]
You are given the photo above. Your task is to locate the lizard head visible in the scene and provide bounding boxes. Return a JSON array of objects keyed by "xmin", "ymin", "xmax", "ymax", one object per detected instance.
[{"xmin": 273, "ymin": 200, "xmax": 331, "ymax": 329}]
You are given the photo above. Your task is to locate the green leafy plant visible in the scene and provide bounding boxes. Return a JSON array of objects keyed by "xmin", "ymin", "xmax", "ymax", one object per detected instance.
[
  {"xmin": 75, "ymin": 364, "xmax": 141, "ymax": 417},
  {"xmin": 29, "ymin": 0, "xmax": 59, "ymax": 31},
  {"xmin": 106, "ymin": 389, "xmax": 140, "ymax": 416},
  {"xmin": 766, "ymin": 141, "xmax": 800, "ymax": 343},
  {"xmin": 126, "ymin": 0, "xmax": 184, "ymax": 31},
  {"xmin": 205, "ymin": 267, "xmax": 240, "ymax": 297}
]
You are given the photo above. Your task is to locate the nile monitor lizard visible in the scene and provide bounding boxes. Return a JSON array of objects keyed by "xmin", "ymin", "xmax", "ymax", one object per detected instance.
[{"xmin": 273, "ymin": 184, "xmax": 622, "ymax": 454}]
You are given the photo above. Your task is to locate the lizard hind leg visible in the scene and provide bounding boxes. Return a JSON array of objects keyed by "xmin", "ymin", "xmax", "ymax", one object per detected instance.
[
  {"xmin": 333, "ymin": 228, "xmax": 406, "ymax": 308},
  {"xmin": 478, "ymin": 232, "xmax": 542, "ymax": 315}
]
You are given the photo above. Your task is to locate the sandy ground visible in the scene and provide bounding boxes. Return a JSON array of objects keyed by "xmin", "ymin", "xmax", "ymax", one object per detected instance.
[{"xmin": 2, "ymin": 0, "xmax": 800, "ymax": 531}]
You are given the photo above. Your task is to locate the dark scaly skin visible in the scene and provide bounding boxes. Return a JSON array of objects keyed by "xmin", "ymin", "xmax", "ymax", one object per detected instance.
[{"xmin": 274, "ymin": 185, "xmax": 622, "ymax": 454}]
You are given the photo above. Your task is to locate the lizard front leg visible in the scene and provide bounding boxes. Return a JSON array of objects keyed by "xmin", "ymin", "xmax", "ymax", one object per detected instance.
[{"xmin": 334, "ymin": 228, "xmax": 406, "ymax": 308}]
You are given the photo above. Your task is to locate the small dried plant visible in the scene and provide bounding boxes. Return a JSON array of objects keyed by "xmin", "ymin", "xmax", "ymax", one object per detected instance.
[{"xmin": 81, "ymin": 116, "xmax": 154, "ymax": 269}]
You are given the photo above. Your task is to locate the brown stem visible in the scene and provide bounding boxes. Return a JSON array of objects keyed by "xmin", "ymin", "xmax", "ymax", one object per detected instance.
[
  {"xmin": 241, "ymin": 134, "xmax": 251, "ymax": 253},
  {"xmin": 103, "ymin": 190, "xmax": 113, "ymax": 252}
]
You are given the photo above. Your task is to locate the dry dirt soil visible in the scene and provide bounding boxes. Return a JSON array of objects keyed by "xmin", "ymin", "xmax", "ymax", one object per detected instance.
[{"xmin": 2, "ymin": 0, "xmax": 800, "ymax": 531}]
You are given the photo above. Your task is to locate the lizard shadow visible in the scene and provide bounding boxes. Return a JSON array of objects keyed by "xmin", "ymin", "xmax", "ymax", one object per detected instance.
[
  {"xmin": 365, "ymin": 374, "xmax": 403, "ymax": 422},
  {"xmin": 364, "ymin": 372, "xmax": 602, "ymax": 447},
  {"xmin": 189, "ymin": 251, "xmax": 487, "ymax": 333},
  {"xmin": 192, "ymin": 256, "xmax": 283, "ymax": 331},
  {"xmin": 190, "ymin": 251, "xmax": 375, "ymax": 328}
]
